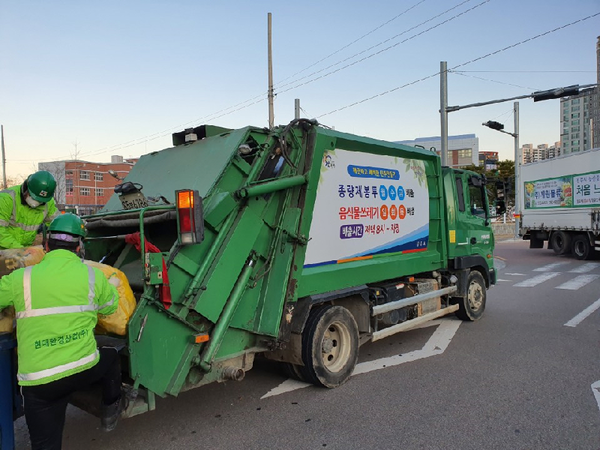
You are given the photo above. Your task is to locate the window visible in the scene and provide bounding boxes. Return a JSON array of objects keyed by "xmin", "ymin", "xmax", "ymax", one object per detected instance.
[
  {"xmin": 80, "ymin": 187, "xmax": 90, "ymax": 196},
  {"xmin": 66, "ymin": 170, "xmax": 73, "ymax": 178},
  {"xmin": 66, "ymin": 179, "xmax": 73, "ymax": 194},
  {"xmin": 469, "ymin": 184, "xmax": 485, "ymax": 218},
  {"xmin": 80, "ymin": 171, "xmax": 90, "ymax": 180},
  {"xmin": 455, "ymin": 178, "xmax": 465, "ymax": 212},
  {"xmin": 572, "ymin": 120, "xmax": 580, "ymax": 126},
  {"xmin": 572, "ymin": 98, "xmax": 580, "ymax": 105},
  {"xmin": 457, "ymin": 149, "xmax": 472, "ymax": 158},
  {"xmin": 96, "ymin": 188, "xmax": 104, "ymax": 197},
  {"xmin": 94, "ymin": 172, "xmax": 103, "ymax": 181},
  {"xmin": 571, "ymin": 113, "xmax": 580, "ymax": 119}
]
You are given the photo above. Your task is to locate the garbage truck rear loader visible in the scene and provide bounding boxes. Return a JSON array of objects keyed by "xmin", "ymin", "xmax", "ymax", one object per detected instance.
[{"xmin": 81, "ymin": 120, "xmax": 496, "ymax": 416}]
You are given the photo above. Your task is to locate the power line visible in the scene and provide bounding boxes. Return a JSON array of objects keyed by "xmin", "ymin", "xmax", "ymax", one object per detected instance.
[
  {"xmin": 451, "ymin": 71, "xmax": 540, "ymax": 91},
  {"xmin": 276, "ymin": 0, "xmax": 483, "ymax": 93},
  {"xmin": 276, "ymin": 0, "xmax": 429, "ymax": 85},
  {"xmin": 317, "ymin": 10, "xmax": 599, "ymax": 118}
]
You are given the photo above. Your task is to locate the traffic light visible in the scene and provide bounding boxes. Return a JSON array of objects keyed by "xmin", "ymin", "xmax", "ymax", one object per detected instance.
[
  {"xmin": 483, "ymin": 121, "xmax": 504, "ymax": 131},
  {"xmin": 533, "ymin": 85, "xmax": 580, "ymax": 102}
]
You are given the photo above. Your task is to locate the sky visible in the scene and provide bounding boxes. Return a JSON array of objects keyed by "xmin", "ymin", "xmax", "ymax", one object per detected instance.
[{"xmin": 0, "ymin": 0, "xmax": 598, "ymax": 180}]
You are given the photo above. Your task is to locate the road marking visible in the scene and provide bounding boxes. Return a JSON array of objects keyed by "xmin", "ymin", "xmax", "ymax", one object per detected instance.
[
  {"xmin": 556, "ymin": 274, "xmax": 600, "ymax": 290},
  {"xmin": 533, "ymin": 262, "xmax": 570, "ymax": 272},
  {"xmin": 261, "ymin": 318, "xmax": 462, "ymax": 399},
  {"xmin": 569, "ymin": 263, "xmax": 600, "ymax": 274},
  {"xmin": 496, "ymin": 279, "xmax": 511, "ymax": 282},
  {"xmin": 564, "ymin": 298, "xmax": 600, "ymax": 327},
  {"xmin": 505, "ymin": 273, "xmax": 526, "ymax": 276},
  {"xmin": 514, "ymin": 272, "xmax": 560, "ymax": 287},
  {"xmin": 592, "ymin": 381, "xmax": 600, "ymax": 415}
]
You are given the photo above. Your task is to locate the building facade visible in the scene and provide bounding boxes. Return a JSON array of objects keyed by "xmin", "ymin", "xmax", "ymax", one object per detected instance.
[
  {"xmin": 479, "ymin": 151, "xmax": 498, "ymax": 170},
  {"xmin": 560, "ymin": 36, "xmax": 600, "ymax": 153},
  {"xmin": 39, "ymin": 155, "xmax": 137, "ymax": 215},
  {"xmin": 396, "ymin": 134, "xmax": 479, "ymax": 168},
  {"xmin": 521, "ymin": 142, "xmax": 561, "ymax": 164}
]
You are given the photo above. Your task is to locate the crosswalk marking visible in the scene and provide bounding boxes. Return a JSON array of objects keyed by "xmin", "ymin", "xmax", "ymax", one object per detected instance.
[
  {"xmin": 533, "ymin": 262, "xmax": 571, "ymax": 272},
  {"xmin": 556, "ymin": 274, "xmax": 600, "ymax": 290},
  {"xmin": 569, "ymin": 263, "xmax": 600, "ymax": 274},
  {"xmin": 514, "ymin": 272, "xmax": 561, "ymax": 287}
]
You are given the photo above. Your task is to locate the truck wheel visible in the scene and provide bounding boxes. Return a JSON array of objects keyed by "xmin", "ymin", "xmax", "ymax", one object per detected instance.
[
  {"xmin": 455, "ymin": 270, "xmax": 486, "ymax": 321},
  {"xmin": 299, "ymin": 305, "xmax": 359, "ymax": 388},
  {"xmin": 572, "ymin": 234, "xmax": 593, "ymax": 260},
  {"xmin": 281, "ymin": 363, "xmax": 306, "ymax": 382},
  {"xmin": 550, "ymin": 231, "xmax": 571, "ymax": 255}
]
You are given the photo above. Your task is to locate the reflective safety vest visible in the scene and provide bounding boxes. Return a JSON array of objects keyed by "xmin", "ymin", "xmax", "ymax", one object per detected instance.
[
  {"xmin": 0, "ymin": 185, "xmax": 59, "ymax": 249},
  {"xmin": 0, "ymin": 250, "xmax": 118, "ymax": 386}
]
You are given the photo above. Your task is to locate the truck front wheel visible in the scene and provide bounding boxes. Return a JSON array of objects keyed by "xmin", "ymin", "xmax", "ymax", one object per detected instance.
[
  {"xmin": 572, "ymin": 234, "xmax": 594, "ymax": 260},
  {"xmin": 455, "ymin": 270, "xmax": 486, "ymax": 321},
  {"xmin": 300, "ymin": 305, "xmax": 359, "ymax": 388},
  {"xmin": 550, "ymin": 231, "xmax": 571, "ymax": 255}
]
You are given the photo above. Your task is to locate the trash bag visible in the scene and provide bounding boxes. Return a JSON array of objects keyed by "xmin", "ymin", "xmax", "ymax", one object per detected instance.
[
  {"xmin": 0, "ymin": 246, "xmax": 46, "ymax": 332},
  {"xmin": 84, "ymin": 261, "xmax": 137, "ymax": 336}
]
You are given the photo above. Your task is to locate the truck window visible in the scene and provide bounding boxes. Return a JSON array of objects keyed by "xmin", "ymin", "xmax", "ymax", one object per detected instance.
[
  {"xmin": 469, "ymin": 184, "xmax": 486, "ymax": 219},
  {"xmin": 455, "ymin": 178, "xmax": 465, "ymax": 212}
]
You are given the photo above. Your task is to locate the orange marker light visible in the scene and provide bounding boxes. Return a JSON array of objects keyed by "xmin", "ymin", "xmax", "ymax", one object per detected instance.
[
  {"xmin": 177, "ymin": 190, "xmax": 194, "ymax": 209},
  {"xmin": 194, "ymin": 334, "xmax": 209, "ymax": 344}
]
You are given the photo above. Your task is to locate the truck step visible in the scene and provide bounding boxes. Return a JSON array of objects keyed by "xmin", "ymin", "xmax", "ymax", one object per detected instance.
[{"xmin": 371, "ymin": 304, "xmax": 459, "ymax": 342}]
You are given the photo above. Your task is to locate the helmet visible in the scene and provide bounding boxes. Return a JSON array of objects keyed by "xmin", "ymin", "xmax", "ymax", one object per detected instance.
[
  {"xmin": 48, "ymin": 213, "xmax": 86, "ymax": 238},
  {"xmin": 27, "ymin": 171, "xmax": 56, "ymax": 203}
]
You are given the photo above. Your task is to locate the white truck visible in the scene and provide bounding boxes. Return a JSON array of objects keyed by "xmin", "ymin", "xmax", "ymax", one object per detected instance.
[{"xmin": 520, "ymin": 147, "xmax": 600, "ymax": 259}]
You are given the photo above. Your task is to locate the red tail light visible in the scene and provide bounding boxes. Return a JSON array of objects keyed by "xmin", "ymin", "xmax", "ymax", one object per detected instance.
[{"xmin": 176, "ymin": 190, "xmax": 204, "ymax": 245}]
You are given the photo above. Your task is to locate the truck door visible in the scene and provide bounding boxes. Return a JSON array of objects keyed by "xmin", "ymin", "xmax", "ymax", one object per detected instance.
[
  {"xmin": 464, "ymin": 175, "xmax": 493, "ymax": 259},
  {"xmin": 452, "ymin": 173, "xmax": 493, "ymax": 261}
]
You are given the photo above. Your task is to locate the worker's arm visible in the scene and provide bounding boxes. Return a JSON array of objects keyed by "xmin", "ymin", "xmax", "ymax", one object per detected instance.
[
  {"xmin": 44, "ymin": 199, "xmax": 59, "ymax": 225},
  {"xmin": 0, "ymin": 194, "xmax": 23, "ymax": 249},
  {"xmin": 95, "ymin": 269, "xmax": 119, "ymax": 316},
  {"xmin": 0, "ymin": 270, "xmax": 16, "ymax": 312}
]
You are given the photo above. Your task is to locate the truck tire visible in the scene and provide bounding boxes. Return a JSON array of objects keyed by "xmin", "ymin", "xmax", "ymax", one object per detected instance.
[
  {"xmin": 550, "ymin": 231, "xmax": 571, "ymax": 255},
  {"xmin": 572, "ymin": 234, "xmax": 594, "ymax": 260},
  {"xmin": 455, "ymin": 270, "xmax": 486, "ymax": 321},
  {"xmin": 281, "ymin": 363, "xmax": 306, "ymax": 382},
  {"xmin": 299, "ymin": 305, "xmax": 359, "ymax": 388}
]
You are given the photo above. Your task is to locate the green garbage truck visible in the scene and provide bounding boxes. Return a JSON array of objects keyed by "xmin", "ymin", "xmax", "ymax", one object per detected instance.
[{"xmin": 81, "ymin": 119, "xmax": 498, "ymax": 416}]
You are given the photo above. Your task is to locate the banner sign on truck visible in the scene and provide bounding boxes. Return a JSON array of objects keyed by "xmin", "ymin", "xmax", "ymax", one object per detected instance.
[
  {"xmin": 524, "ymin": 169, "xmax": 600, "ymax": 209},
  {"xmin": 304, "ymin": 149, "xmax": 429, "ymax": 268}
]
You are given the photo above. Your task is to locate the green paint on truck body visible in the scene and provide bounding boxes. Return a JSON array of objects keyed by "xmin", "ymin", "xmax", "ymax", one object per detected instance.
[{"xmin": 84, "ymin": 121, "xmax": 494, "ymax": 399}]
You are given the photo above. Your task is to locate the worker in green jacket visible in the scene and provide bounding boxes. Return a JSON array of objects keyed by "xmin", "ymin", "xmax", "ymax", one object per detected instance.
[
  {"xmin": 0, "ymin": 213, "xmax": 125, "ymax": 449},
  {"xmin": 0, "ymin": 170, "xmax": 60, "ymax": 249}
]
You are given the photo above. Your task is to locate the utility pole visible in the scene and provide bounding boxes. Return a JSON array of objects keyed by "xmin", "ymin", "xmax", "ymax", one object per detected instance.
[
  {"xmin": 513, "ymin": 102, "xmax": 520, "ymax": 239},
  {"xmin": 267, "ymin": 13, "xmax": 274, "ymax": 129},
  {"xmin": 440, "ymin": 62, "xmax": 448, "ymax": 167},
  {"xmin": 0, "ymin": 125, "xmax": 6, "ymax": 188},
  {"xmin": 294, "ymin": 99, "xmax": 300, "ymax": 120}
]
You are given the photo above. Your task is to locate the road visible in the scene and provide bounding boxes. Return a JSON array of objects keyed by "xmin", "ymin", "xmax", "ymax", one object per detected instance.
[{"xmin": 13, "ymin": 239, "xmax": 600, "ymax": 449}]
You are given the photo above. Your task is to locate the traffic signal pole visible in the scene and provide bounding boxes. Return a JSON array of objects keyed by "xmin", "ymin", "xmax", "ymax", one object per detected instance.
[{"xmin": 513, "ymin": 102, "xmax": 520, "ymax": 239}]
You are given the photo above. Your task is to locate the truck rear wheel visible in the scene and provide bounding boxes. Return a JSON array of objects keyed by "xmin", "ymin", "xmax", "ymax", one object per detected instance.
[
  {"xmin": 455, "ymin": 270, "xmax": 486, "ymax": 321},
  {"xmin": 299, "ymin": 305, "xmax": 359, "ymax": 388},
  {"xmin": 550, "ymin": 231, "xmax": 571, "ymax": 255},
  {"xmin": 572, "ymin": 234, "xmax": 594, "ymax": 260}
]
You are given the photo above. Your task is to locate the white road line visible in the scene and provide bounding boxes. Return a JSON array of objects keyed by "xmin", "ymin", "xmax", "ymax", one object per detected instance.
[
  {"xmin": 533, "ymin": 262, "xmax": 571, "ymax": 272},
  {"xmin": 496, "ymin": 279, "xmax": 511, "ymax": 282},
  {"xmin": 514, "ymin": 272, "xmax": 561, "ymax": 287},
  {"xmin": 261, "ymin": 318, "xmax": 462, "ymax": 399},
  {"xmin": 556, "ymin": 274, "xmax": 600, "ymax": 290},
  {"xmin": 569, "ymin": 263, "xmax": 600, "ymax": 274},
  {"xmin": 592, "ymin": 381, "xmax": 600, "ymax": 415},
  {"xmin": 505, "ymin": 273, "xmax": 526, "ymax": 276},
  {"xmin": 564, "ymin": 298, "xmax": 600, "ymax": 327}
]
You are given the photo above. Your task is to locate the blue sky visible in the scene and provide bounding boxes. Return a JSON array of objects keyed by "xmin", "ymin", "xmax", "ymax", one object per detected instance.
[{"xmin": 0, "ymin": 0, "xmax": 598, "ymax": 179}]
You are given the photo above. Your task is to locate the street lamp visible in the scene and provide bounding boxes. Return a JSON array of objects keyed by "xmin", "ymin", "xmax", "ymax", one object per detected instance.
[{"xmin": 482, "ymin": 101, "xmax": 520, "ymax": 239}]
